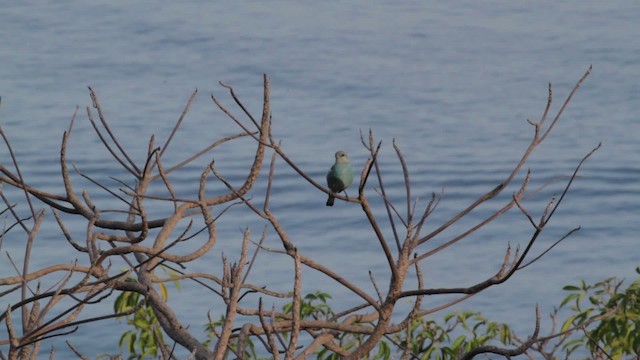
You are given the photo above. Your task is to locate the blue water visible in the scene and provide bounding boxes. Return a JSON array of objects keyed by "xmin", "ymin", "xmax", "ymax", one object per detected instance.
[{"xmin": 1, "ymin": 1, "xmax": 638, "ymax": 358}]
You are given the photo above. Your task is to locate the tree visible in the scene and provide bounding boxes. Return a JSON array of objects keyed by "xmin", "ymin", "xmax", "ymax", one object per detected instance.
[{"xmin": 0, "ymin": 67, "xmax": 600, "ymax": 359}]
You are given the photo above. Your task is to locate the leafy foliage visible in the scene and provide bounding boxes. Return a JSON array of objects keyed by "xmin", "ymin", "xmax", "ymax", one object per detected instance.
[
  {"xmin": 113, "ymin": 267, "xmax": 640, "ymax": 359},
  {"xmin": 561, "ymin": 266, "xmax": 640, "ymax": 360},
  {"xmin": 114, "ymin": 279, "xmax": 170, "ymax": 359},
  {"xmin": 282, "ymin": 291, "xmax": 335, "ymax": 320},
  {"xmin": 316, "ymin": 311, "xmax": 513, "ymax": 360}
]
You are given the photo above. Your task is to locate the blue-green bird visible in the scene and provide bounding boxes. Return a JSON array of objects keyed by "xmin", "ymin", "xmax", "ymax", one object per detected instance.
[{"xmin": 326, "ymin": 150, "xmax": 354, "ymax": 206}]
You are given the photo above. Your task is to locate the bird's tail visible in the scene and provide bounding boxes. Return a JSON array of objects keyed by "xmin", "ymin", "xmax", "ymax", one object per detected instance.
[{"xmin": 326, "ymin": 194, "xmax": 335, "ymax": 206}]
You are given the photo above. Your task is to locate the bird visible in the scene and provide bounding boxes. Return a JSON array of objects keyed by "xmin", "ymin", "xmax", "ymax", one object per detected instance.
[{"xmin": 326, "ymin": 150, "xmax": 354, "ymax": 206}]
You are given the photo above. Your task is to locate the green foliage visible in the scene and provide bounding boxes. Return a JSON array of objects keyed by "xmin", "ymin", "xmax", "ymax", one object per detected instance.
[
  {"xmin": 282, "ymin": 291, "xmax": 335, "ymax": 320},
  {"xmin": 203, "ymin": 291, "xmax": 335, "ymax": 358},
  {"xmin": 384, "ymin": 311, "xmax": 511, "ymax": 360},
  {"xmin": 561, "ymin": 266, "xmax": 640, "ymax": 359},
  {"xmin": 112, "ymin": 269, "xmax": 640, "ymax": 359},
  {"xmin": 114, "ymin": 279, "xmax": 170, "ymax": 360},
  {"xmin": 316, "ymin": 310, "xmax": 513, "ymax": 360}
]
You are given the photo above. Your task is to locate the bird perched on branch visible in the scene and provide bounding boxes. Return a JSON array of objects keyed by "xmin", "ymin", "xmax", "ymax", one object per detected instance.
[{"xmin": 326, "ymin": 150, "xmax": 354, "ymax": 206}]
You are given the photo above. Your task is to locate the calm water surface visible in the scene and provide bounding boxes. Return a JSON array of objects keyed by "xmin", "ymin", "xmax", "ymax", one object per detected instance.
[{"xmin": 1, "ymin": 1, "xmax": 638, "ymax": 358}]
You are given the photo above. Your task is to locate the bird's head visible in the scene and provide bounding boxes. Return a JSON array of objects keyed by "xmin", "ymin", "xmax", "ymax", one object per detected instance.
[{"xmin": 335, "ymin": 150, "xmax": 350, "ymax": 164}]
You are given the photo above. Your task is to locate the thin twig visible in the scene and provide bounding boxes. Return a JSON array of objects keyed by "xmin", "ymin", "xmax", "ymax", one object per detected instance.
[
  {"xmin": 160, "ymin": 89, "xmax": 198, "ymax": 157},
  {"xmin": 88, "ymin": 87, "xmax": 141, "ymax": 175}
]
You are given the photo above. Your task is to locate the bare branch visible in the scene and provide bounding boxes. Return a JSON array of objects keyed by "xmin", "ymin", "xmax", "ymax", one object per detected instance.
[
  {"xmin": 87, "ymin": 87, "xmax": 141, "ymax": 176},
  {"xmin": 160, "ymin": 89, "xmax": 198, "ymax": 157},
  {"xmin": 286, "ymin": 248, "xmax": 302, "ymax": 359},
  {"xmin": 461, "ymin": 305, "xmax": 541, "ymax": 360}
]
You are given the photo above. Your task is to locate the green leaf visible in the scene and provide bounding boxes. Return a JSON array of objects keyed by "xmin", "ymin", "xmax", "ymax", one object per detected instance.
[
  {"xmin": 282, "ymin": 303, "xmax": 293, "ymax": 314},
  {"xmin": 119, "ymin": 331, "xmax": 134, "ymax": 349},
  {"xmin": 562, "ymin": 338, "xmax": 585, "ymax": 354},
  {"xmin": 128, "ymin": 333, "xmax": 136, "ymax": 353},
  {"xmin": 561, "ymin": 315, "xmax": 577, "ymax": 332},
  {"xmin": 560, "ymin": 293, "xmax": 580, "ymax": 308},
  {"xmin": 159, "ymin": 283, "xmax": 168, "ymax": 301},
  {"xmin": 451, "ymin": 335, "xmax": 466, "ymax": 350},
  {"xmin": 373, "ymin": 341, "xmax": 391, "ymax": 360},
  {"xmin": 633, "ymin": 335, "xmax": 640, "ymax": 356},
  {"xmin": 499, "ymin": 325, "xmax": 512, "ymax": 344},
  {"xmin": 563, "ymin": 285, "xmax": 581, "ymax": 291},
  {"xmin": 133, "ymin": 318, "xmax": 150, "ymax": 330}
]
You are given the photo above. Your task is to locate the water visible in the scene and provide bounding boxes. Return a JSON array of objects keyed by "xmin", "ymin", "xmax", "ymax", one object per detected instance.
[{"xmin": 1, "ymin": 1, "xmax": 638, "ymax": 358}]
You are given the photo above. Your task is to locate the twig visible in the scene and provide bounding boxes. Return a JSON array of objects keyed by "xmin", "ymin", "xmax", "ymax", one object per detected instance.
[
  {"xmin": 88, "ymin": 87, "xmax": 141, "ymax": 175},
  {"xmin": 286, "ymin": 248, "xmax": 302, "ymax": 359},
  {"xmin": 160, "ymin": 89, "xmax": 198, "ymax": 157}
]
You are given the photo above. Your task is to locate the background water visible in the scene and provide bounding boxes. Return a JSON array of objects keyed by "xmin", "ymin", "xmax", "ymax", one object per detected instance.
[{"xmin": 1, "ymin": 1, "xmax": 638, "ymax": 358}]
